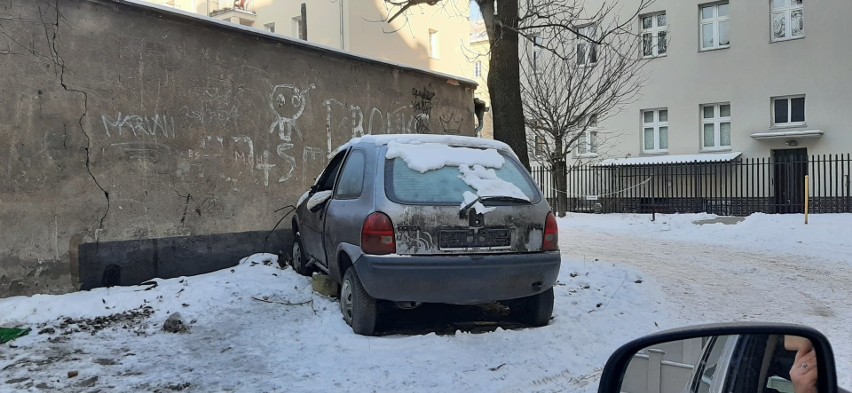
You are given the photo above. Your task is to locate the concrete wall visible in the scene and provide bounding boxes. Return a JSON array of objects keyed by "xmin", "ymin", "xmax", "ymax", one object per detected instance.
[{"xmin": 0, "ymin": 0, "xmax": 476, "ymax": 297}]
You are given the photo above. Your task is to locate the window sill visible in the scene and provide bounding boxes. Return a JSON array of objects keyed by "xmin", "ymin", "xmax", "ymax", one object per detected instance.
[
  {"xmin": 771, "ymin": 35, "xmax": 805, "ymax": 44},
  {"xmin": 699, "ymin": 46, "xmax": 730, "ymax": 53},
  {"xmin": 643, "ymin": 54, "xmax": 667, "ymax": 60},
  {"xmin": 575, "ymin": 153, "xmax": 599, "ymax": 159},
  {"xmin": 641, "ymin": 151, "xmax": 668, "ymax": 155},
  {"xmin": 700, "ymin": 147, "xmax": 732, "ymax": 153},
  {"xmin": 770, "ymin": 123, "xmax": 807, "ymax": 130}
]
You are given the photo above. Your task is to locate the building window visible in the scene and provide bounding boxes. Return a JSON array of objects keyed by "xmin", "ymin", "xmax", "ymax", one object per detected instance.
[
  {"xmin": 534, "ymin": 136, "xmax": 546, "ymax": 157},
  {"xmin": 577, "ymin": 115, "xmax": 598, "ymax": 156},
  {"xmin": 429, "ymin": 29, "xmax": 440, "ymax": 59},
  {"xmin": 576, "ymin": 24, "xmax": 598, "ymax": 65},
  {"xmin": 700, "ymin": 3, "xmax": 730, "ymax": 51},
  {"xmin": 701, "ymin": 103, "xmax": 731, "ymax": 150},
  {"xmin": 474, "ymin": 61, "xmax": 482, "ymax": 78},
  {"xmin": 531, "ymin": 33, "xmax": 544, "ymax": 70},
  {"xmin": 641, "ymin": 12, "xmax": 667, "ymax": 57},
  {"xmin": 264, "ymin": 22, "xmax": 275, "ymax": 33},
  {"xmin": 771, "ymin": 0, "xmax": 804, "ymax": 42},
  {"xmin": 642, "ymin": 109, "xmax": 668, "ymax": 153},
  {"xmin": 292, "ymin": 16, "xmax": 305, "ymax": 40},
  {"xmin": 772, "ymin": 95, "xmax": 805, "ymax": 126}
]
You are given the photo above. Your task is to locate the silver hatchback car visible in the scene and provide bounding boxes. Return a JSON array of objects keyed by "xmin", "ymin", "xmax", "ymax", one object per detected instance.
[{"xmin": 290, "ymin": 134, "xmax": 561, "ymax": 335}]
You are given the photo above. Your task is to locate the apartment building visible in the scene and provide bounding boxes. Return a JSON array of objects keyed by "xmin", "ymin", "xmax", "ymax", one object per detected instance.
[
  {"xmin": 580, "ymin": 0, "xmax": 852, "ymax": 164},
  {"xmin": 147, "ymin": 0, "xmax": 474, "ymax": 79}
]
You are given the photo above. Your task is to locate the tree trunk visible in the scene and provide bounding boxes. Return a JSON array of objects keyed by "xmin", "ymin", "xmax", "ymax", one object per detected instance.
[
  {"xmin": 555, "ymin": 159, "xmax": 568, "ymax": 217},
  {"xmin": 479, "ymin": 0, "xmax": 530, "ymax": 170}
]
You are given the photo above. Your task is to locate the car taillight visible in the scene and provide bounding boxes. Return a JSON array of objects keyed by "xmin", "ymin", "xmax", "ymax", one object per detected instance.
[
  {"xmin": 361, "ymin": 212, "xmax": 396, "ymax": 255},
  {"xmin": 542, "ymin": 212, "xmax": 559, "ymax": 251}
]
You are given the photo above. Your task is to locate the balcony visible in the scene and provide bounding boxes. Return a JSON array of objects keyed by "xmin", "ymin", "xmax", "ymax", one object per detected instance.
[{"xmin": 208, "ymin": 0, "xmax": 256, "ymax": 26}]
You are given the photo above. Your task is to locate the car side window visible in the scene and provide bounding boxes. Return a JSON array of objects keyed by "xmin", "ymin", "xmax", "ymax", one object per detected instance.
[
  {"xmin": 315, "ymin": 150, "xmax": 347, "ymax": 192},
  {"xmin": 335, "ymin": 149, "xmax": 365, "ymax": 199}
]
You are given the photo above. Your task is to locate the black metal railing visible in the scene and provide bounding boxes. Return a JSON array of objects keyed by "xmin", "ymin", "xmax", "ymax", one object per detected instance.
[{"xmin": 531, "ymin": 154, "xmax": 852, "ymax": 216}]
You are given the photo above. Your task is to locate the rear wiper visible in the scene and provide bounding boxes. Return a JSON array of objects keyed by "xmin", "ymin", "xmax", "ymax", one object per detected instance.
[{"xmin": 459, "ymin": 195, "xmax": 530, "ymax": 218}]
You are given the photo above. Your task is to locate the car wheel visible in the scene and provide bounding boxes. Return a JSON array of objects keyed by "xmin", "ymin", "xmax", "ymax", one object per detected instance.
[
  {"xmin": 340, "ymin": 267, "xmax": 378, "ymax": 336},
  {"xmin": 513, "ymin": 288, "xmax": 554, "ymax": 327},
  {"xmin": 290, "ymin": 233, "xmax": 312, "ymax": 276}
]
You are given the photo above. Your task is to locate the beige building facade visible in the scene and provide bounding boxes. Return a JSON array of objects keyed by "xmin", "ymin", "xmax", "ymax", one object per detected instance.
[{"xmin": 148, "ymin": 0, "xmax": 475, "ymax": 80}]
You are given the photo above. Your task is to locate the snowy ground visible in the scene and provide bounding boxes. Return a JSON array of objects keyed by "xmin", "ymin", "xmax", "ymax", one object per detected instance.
[{"xmin": 1, "ymin": 212, "xmax": 850, "ymax": 392}]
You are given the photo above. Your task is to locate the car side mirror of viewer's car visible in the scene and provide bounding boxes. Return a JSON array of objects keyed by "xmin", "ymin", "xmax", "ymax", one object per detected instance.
[{"xmin": 597, "ymin": 323, "xmax": 843, "ymax": 393}]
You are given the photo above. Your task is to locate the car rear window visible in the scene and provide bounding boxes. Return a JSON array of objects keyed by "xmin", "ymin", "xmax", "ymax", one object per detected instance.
[{"xmin": 385, "ymin": 152, "xmax": 540, "ymax": 204}]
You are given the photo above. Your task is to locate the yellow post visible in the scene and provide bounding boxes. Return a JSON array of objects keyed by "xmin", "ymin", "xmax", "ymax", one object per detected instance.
[{"xmin": 804, "ymin": 175, "xmax": 809, "ymax": 224}]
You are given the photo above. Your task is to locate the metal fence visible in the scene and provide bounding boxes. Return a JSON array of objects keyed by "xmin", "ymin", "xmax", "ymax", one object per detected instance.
[{"xmin": 531, "ymin": 154, "xmax": 852, "ymax": 216}]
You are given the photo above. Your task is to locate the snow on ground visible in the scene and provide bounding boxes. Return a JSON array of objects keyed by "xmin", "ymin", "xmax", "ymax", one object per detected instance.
[{"xmin": 1, "ymin": 213, "xmax": 851, "ymax": 392}]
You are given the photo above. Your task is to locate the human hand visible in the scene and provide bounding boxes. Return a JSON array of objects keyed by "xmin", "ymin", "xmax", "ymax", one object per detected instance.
[{"xmin": 786, "ymin": 336, "xmax": 818, "ymax": 393}]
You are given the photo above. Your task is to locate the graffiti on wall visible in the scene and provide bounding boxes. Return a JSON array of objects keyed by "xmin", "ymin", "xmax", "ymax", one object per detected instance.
[{"xmin": 101, "ymin": 81, "xmax": 467, "ymax": 188}]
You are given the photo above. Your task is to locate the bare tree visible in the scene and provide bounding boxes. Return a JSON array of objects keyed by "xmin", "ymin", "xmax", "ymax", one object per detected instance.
[
  {"xmin": 381, "ymin": 0, "xmax": 652, "ymax": 172},
  {"xmin": 521, "ymin": 2, "xmax": 652, "ymax": 216}
]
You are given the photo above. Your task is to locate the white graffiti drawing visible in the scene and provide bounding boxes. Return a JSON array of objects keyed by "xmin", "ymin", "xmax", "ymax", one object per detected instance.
[
  {"xmin": 302, "ymin": 146, "xmax": 325, "ymax": 181},
  {"xmin": 256, "ymin": 150, "xmax": 276, "ymax": 187},
  {"xmin": 231, "ymin": 135, "xmax": 255, "ymax": 170},
  {"xmin": 102, "ymin": 113, "xmax": 176, "ymax": 138},
  {"xmin": 276, "ymin": 143, "xmax": 297, "ymax": 184},
  {"xmin": 269, "ymin": 84, "xmax": 315, "ymax": 142}
]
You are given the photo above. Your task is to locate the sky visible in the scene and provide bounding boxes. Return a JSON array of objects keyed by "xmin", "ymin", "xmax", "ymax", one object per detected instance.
[{"xmin": 1, "ymin": 212, "xmax": 850, "ymax": 392}]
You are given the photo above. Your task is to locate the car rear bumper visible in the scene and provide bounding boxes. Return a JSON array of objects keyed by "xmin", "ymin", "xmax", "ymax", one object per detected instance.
[{"xmin": 353, "ymin": 252, "xmax": 561, "ymax": 304}]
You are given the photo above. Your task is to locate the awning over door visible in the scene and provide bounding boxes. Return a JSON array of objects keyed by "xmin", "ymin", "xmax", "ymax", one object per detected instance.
[
  {"xmin": 599, "ymin": 152, "xmax": 742, "ymax": 166},
  {"xmin": 750, "ymin": 129, "xmax": 824, "ymax": 139}
]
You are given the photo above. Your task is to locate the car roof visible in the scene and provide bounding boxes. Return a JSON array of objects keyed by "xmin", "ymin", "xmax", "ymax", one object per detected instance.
[{"xmin": 331, "ymin": 134, "xmax": 513, "ymax": 157}]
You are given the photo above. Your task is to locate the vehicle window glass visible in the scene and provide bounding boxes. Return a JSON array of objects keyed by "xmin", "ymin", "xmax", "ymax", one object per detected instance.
[
  {"xmin": 385, "ymin": 151, "xmax": 539, "ymax": 204},
  {"xmin": 316, "ymin": 151, "xmax": 346, "ymax": 192},
  {"xmin": 335, "ymin": 150, "xmax": 365, "ymax": 199},
  {"xmin": 693, "ymin": 335, "xmax": 733, "ymax": 393}
]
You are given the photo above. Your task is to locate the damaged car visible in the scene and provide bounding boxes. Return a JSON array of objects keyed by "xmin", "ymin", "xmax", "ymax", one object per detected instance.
[{"xmin": 290, "ymin": 134, "xmax": 561, "ymax": 335}]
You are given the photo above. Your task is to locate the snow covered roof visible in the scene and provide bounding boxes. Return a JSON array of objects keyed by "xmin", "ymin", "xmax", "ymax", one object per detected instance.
[
  {"xmin": 750, "ymin": 129, "xmax": 824, "ymax": 139},
  {"xmin": 600, "ymin": 152, "xmax": 742, "ymax": 166},
  {"xmin": 386, "ymin": 141, "xmax": 506, "ymax": 172},
  {"xmin": 120, "ymin": 1, "xmax": 476, "ymax": 87},
  {"xmin": 331, "ymin": 134, "xmax": 513, "ymax": 157}
]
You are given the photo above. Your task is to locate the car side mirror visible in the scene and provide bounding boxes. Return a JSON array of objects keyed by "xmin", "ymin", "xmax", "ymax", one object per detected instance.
[{"xmin": 597, "ymin": 323, "xmax": 840, "ymax": 393}]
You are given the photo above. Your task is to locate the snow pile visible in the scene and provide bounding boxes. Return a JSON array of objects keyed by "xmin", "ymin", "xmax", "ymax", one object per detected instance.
[
  {"xmin": 307, "ymin": 190, "xmax": 333, "ymax": 210},
  {"xmin": 385, "ymin": 142, "xmax": 505, "ymax": 172},
  {"xmin": 333, "ymin": 134, "xmax": 512, "ymax": 157},
  {"xmin": 458, "ymin": 164, "xmax": 530, "ymax": 201}
]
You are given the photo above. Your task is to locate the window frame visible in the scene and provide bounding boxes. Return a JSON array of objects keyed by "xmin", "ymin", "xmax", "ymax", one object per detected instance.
[
  {"xmin": 641, "ymin": 12, "xmax": 668, "ymax": 58},
  {"xmin": 576, "ymin": 114, "xmax": 599, "ymax": 157},
  {"xmin": 700, "ymin": 103, "xmax": 732, "ymax": 151},
  {"xmin": 699, "ymin": 2, "xmax": 730, "ymax": 51},
  {"xmin": 770, "ymin": 0, "xmax": 804, "ymax": 42},
  {"xmin": 532, "ymin": 33, "xmax": 544, "ymax": 70},
  {"xmin": 334, "ymin": 149, "xmax": 366, "ymax": 200},
  {"xmin": 771, "ymin": 95, "xmax": 806, "ymax": 128},
  {"xmin": 291, "ymin": 16, "xmax": 304, "ymax": 40},
  {"xmin": 642, "ymin": 108, "xmax": 669, "ymax": 154},
  {"xmin": 576, "ymin": 24, "xmax": 598, "ymax": 66},
  {"xmin": 264, "ymin": 22, "xmax": 275, "ymax": 33},
  {"xmin": 474, "ymin": 61, "xmax": 482, "ymax": 78}
]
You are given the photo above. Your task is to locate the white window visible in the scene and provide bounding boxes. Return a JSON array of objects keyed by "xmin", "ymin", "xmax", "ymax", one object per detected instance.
[
  {"xmin": 474, "ymin": 61, "xmax": 482, "ymax": 78},
  {"xmin": 292, "ymin": 16, "xmax": 304, "ymax": 40},
  {"xmin": 576, "ymin": 24, "xmax": 598, "ymax": 65},
  {"xmin": 264, "ymin": 22, "xmax": 275, "ymax": 33},
  {"xmin": 429, "ymin": 29, "xmax": 440, "ymax": 59},
  {"xmin": 772, "ymin": 95, "xmax": 805, "ymax": 126},
  {"xmin": 534, "ymin": 136, "xmax": 546, "ymax": 157},
  {"xmin": 701, "ymin": 103, "xmax": 731, "ymax": 150},
  {"xmin": 532, "ymin": 33, "xmax": 544, "ymax": 69},
  {"xmin": 641, "ymin": 12, "xmax": 667, "ymax": 57},
  {"xmin": 700, "ymin": 3, "xmax": 730, "ymax": 50},
  {"xmin": 577, "ymin": 115, "xmax": 599, "ymax": 156},
  {"xmin": 771, "ymin": 0, "xmax": 804, "ymax": 42},
  {"xmin": 642, "ymin": 109, "xmax": 668, "ymax": 153}
]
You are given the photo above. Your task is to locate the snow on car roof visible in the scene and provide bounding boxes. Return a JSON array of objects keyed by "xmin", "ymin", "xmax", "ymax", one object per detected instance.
[
  {"xmin": 330, "ymin": 134, "xmax": 513, "ymax": 158},
  {"xmin": 386, "ymin": 141, "xmax": 506, "ymax": 172}
]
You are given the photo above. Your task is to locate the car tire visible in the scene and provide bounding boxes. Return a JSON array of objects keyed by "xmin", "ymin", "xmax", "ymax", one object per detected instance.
[
  {"xmin": 290, "ymin": 233, "xmax": 312, "ymax": 276},
  {"xmin": 340, "ymin": 267, "xmax": 378, "ymax": 336},
  {"xmin": 513, "ymin": 288, "xmax": 554, "ymax": 327}
]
